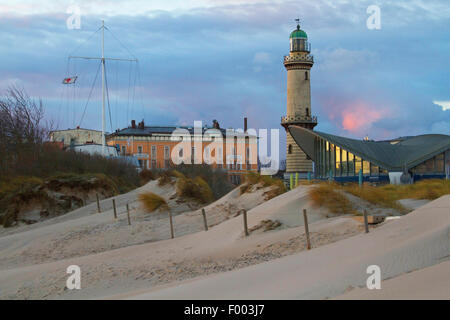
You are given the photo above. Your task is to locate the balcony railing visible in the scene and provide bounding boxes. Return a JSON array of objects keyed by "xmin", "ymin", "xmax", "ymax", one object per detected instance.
[
  {"xmin": 281, "ymin": 115, "xmax": 318, "ymax": 124},
  {"xmin": 283, "ymin": 54, "xmax": 314, "ymax": 64}
]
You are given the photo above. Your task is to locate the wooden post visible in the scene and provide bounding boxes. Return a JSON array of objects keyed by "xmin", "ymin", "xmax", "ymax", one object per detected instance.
[
  {"xmin": 168, "ymin": 211, "xmax": 174, "ymax": 239},
  {"xmin": 303, "ymin": 209, "xmax": 311, "ymax": 250},
  {"xmin": 202, "ymin": 208, "xmax": 208, "ymax": 231},
  {"xmin": 363, "ymin": 209, "xmax": 369, "ymax": 233},
  {"xmin": 96, "ymin": 193, "xmax": 101, "ymax": 213},
  {"xmin": 243, "ymin": 209, "xmax": 249, "ymax": 237},
  {"xmin": 126, "ymin": 203, "xmax": 131, "ymax": 226},
  {"xmin": 112, "ymin": 199, "xmax": 117, "ymax": 219}
]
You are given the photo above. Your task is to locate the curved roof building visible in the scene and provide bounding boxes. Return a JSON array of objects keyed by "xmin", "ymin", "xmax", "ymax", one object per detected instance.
[{"xmin": 288, "ymin": 125, "xmax": 450, "ymax": 182}]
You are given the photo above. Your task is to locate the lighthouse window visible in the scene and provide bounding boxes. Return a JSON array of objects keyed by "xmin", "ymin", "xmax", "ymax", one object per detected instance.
[
  {"xmin": 305, "ymin": 71, "xmax": 308, "ymax": 80},
  {"xmin": 306, "ymin": 108, "xmax": 309, "ymax": 116},
  {"xmin": 288, "ymin": 144, "xmax": 293, "ymax": 154}
]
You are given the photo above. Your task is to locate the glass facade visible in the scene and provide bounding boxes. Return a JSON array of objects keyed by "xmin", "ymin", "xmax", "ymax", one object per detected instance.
[
  {"xmin": 314, "ymin": 137, "xmax": 389, "ymax": 179},
  {"xmin": 412, "ymin": 152, "xmax": 446, "ymax": 174}
]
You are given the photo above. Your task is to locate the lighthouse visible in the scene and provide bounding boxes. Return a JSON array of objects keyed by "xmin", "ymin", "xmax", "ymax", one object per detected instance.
[{"xmin": 281, "ymin": 20, "xmax": 317, "ymax": 179}]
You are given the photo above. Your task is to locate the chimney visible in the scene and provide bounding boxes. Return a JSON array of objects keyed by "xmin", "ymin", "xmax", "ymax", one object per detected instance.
[
  {"xmin": 244, "ymin": 117, "xmax": 248, "ymax": 133},
  {"xmin": 131, "ymin": 120, "xmax": 136, "ymax": 129}
]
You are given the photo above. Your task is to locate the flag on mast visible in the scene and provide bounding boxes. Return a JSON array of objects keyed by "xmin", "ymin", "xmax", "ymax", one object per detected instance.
[{"xmin": 62, "ymin": 76, "xmax": 78, "ymax": 84}]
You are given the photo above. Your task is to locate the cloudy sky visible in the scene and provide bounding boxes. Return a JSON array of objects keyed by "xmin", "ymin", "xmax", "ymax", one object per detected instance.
[{"xmin": 1, "ymin": 0, "xmax": 449, "ymax": 156}]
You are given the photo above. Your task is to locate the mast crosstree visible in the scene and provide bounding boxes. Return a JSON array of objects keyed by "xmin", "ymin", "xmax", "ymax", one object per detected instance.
[{"xmin": 69, "ymin": 20, "xmax": 138, "ymax": 156}]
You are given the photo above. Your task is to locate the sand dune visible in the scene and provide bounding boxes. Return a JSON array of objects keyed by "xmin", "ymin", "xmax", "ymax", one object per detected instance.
[
  {"xmin": 113, "ymin": 195, "xmax": 450, "ymax": 300},
  {"xmin": 0, "ymin": 180, "xmax": 447, "ymax": 300}
]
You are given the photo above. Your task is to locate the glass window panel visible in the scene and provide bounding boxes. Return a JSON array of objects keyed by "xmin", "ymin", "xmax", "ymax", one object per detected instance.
[
  {"xmin": 322, "ymin": 139, "xmax": 326, "ymax": 177},
  {"xmin": 341, "ymin": 149, "xmax": 348, "ymax": 176},
  {"xmin": 330, "ymin": 144, "xmax": 336, "ymax": 176},
  {"xmin": 371, "ymin": 164, "xmax": 379, "ymax": 176},
  {"xmin": 348, "ymin": 152, "xmax": 355, "ymax": 176},
  {"xmin": 435, "ymin": 153, "xmax": 444, "ymax": 173},
  {"xmin": 355, "ymin": 156, "xmax": 362, "ymax": 175},
  {"xmin": 335, "ymin": 146, "xmax": 341, "ymax": 177},
  {"xmin": 379, "ymin": 167, "xmax": 388, "ymax": 175},
  {"xmin": 425, "ymin": 158, "xmax": 435, "ymax": 172},
  {"xmin": 363, "ymin": 160, "xmax": 370, "ymax": 175}
]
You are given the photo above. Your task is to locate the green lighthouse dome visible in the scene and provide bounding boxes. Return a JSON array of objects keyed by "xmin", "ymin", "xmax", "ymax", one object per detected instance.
[{"xmin": 290, "ymin": 25, "xmax": 307, "ymax": 39}]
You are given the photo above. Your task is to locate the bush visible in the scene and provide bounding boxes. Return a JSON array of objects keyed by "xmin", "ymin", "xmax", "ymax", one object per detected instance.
[{"xmin": 138, "ymin": 192, "xmax": 168, "ymax": 212}]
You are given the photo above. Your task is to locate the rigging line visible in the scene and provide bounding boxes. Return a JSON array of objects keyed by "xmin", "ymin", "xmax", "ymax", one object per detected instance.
[
  {"xmin": 137, "ymin": 61, "xmax": 145, "ymax": 122},
  {"xmin": 104, "ymin": 62, "xmax": 114, "ymax": 133},
  {"xmin": 79, "ymin": 60, "xmax": 102, "ymax": 127},
  {"xmin": 72, "ymin": 59, "xmax": 77, "ymax": 127},
  {"xmin": 114, "ymin": 60, "xmax": 119, "ymax": 131},
  {"xmin": 68, "ymin": 26, "xmax": 102, "ymax": 58},
  {"xmin": 64, "ymin": 58, "xmax": 71, "ymax": 129},
  {"xmin": 126, "ymin": 60, "xmax": 132, "ymax": 126},
  {"xmin": 104, "ymin": 26, "xmax": 138, "ymax": 60},
  {"xmin": 131, "ymin": 61, "xmax": 138, "ymax": 123}
]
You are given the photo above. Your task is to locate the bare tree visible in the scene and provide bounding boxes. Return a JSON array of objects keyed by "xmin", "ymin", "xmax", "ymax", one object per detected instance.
[{"xmin": 0, "ymin": 86, "xmax": 52, "ymax": 175}]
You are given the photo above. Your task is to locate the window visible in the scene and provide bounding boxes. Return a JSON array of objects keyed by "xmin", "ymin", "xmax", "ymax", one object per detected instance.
[
  {"xmin": 121, "ymin": 145, "xmax": 126, "ymax": 155},
  {"xmin": 379, "ymin": 167, "xmax": 388, "ymax": 175},
  {"xmin": 371, "ymin": 164, "xmax": 379, "ymax": 176},
  {"xmin": 335, "ymin": 146, "xmax": 341, "ymax": 177},
  {"xmin": 306, "ymin": 108, "xmax": 309, "ymax": 117},
  {"xmin": 164, "ymin": 146, "xmax": 170, "ymax": 159},
  {"xmin": 151, "ymin": 145, "xmax": 156, "ymax": 159},
  {"xmin": 341, "ymin": 149, "xmax": 348, "ymax": 176},
  {"xmin": 305, "ymin": 71, "xmax": 308, "ymax": 80},
  {"xmin": 330, "ymin": 144, "xmax": 336, "ymax": 176},
  {"xmin": 138, "ymin": 146, "xmax": 143, "ymax": 154},
  {"xmin": 425, "ymin": 158, "xmax": 435, "ymax": 172},
  {"xmin": 435, "ymin": 153, "xmax": 444, "ymax": 173},
  {"xmin": 363, "ymin": 160, "xmax": 370, "ymax": 175},
  {"xmin": 355, "ymin": 156, "xmax": 362, "ymax": 174},
  {"xmin": 348, "ymin": 152, "xmax": 355, "ymax": 176},
  {"xmin": 288, "ymin": 144, "xmax": 293, "ymax": 154}
]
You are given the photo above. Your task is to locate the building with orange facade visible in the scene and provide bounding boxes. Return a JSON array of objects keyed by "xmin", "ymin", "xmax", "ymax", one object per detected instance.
[{"xmin": 107, "ymin": 119, "xmax": 258, "ymax": 184}]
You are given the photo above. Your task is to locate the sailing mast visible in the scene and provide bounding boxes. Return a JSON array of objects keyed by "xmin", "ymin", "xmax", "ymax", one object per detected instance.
[
  {"xmin": 69, "ymin": 21, "xmax": 138, "ymax": 156},
  {"xmin": 101, "ymin": 20, "xmax": 106, "ymax": 156}
]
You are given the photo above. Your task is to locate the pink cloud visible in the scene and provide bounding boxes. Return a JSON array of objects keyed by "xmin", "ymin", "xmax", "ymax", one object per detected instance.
[{"xmin": 340, "ymin": 101, "xmax": 385, "ymax": 133}]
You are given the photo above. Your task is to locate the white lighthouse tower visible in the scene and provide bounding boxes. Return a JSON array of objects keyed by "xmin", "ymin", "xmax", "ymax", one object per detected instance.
[{"xmin": 281, "ymin": 20, "xmax": 317, "ymax": 179}]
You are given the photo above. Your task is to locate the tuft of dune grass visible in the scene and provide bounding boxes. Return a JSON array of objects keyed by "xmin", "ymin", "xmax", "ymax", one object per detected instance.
[
  {"xmin": 138, "ymin": 192, "xmax": 169, "ymax": 212},
  {"xmin": 176, "ymin": 175, "xmax": 214, "ymax": 204},
  {"xmin": 308, "ymin": 183, "xmax": 356, "ymax": 215},
  {"xmin": 157, "ymin": 171, "xmax": 174, "ymax": 186},
  {"xmin": 308, "ymin": 179, "xmax": 449, "ymax": 214},
  {"xmin": 342, "ymin": 179, "xmax": 449, "ymax": 212},
  {"xmin": 240, "ymin": 172, "xmax": 287, "ymax": 199}
]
